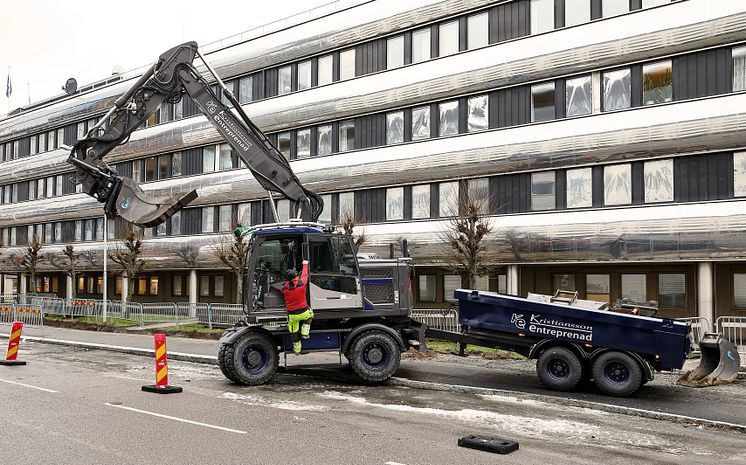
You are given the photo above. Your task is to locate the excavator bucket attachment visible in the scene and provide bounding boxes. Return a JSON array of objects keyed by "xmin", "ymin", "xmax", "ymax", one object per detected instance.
[
  {"xmin": 677, "ymin": 333, "xmax": 741, "ymax": 387},
  {"xmin": 110, "ymin": 177, "xmax": 198, "ymax": 228}
]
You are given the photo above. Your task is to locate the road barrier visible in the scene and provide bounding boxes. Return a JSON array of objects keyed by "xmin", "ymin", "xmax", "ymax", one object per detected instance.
[
  {"xmin": 412, "ymin": 307, "xmax": 461, "ymax": 333},
  {"xmin": 0, "ymin": 322, "xmax": 26, "ymax": 366},
  {"xmin": 0, "ymin": 304, "xmax": 44, "ymax": 329},
  {"xmin": 142, "ymin": 334, "xmax": 182, "ymax": 394},
  {"xmin": 716, "ymin": 316, "xmax": 746, "ymax": 366},
  {"xmin": 203, "ymin": 303, "xmax": 247, "ymax": 328}
]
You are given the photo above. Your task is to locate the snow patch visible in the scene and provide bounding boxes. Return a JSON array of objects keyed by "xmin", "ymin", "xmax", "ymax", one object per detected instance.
[
  {"xmin": 221, "ymin": 392, "xmax": 328, "ymax": 412},
  {"xmin": 479, "ymin": 394, "xmax": 609, "ymax": 416}
]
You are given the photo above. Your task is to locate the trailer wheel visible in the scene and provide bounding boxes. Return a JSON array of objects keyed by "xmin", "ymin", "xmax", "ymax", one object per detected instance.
[
  {"xmin": 591, "ymin": 351, "xmax": 643, "ymax": 397},
  {"xmin": 221, "ymin": 331, "xmax": 279, "ymax": 386},
  {"xmin": 536, "ymin": 347, "xmax": 583, "ymax": 391},
  {"xmin": 349, "ymin": 330, "xmax": 401, "ymax": 383}
]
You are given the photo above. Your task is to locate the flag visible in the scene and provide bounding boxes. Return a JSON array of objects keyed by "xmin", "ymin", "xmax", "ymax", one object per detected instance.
[{"xmin": 5, "ymin": 72, "xmax": 11, "ymax": 98}]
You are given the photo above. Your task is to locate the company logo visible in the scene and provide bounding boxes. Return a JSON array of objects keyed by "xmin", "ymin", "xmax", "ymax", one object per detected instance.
[
  {"xmin": 525, "ymin": 313, "xmax": 593, "ymax": 342},
  {"xmin": 206, "ymin": 100, "xmax": 218, "ymax": 115},
  {"xmin": 511, "ymin": 313, "xmax": 526, "ymax": 329},
  {"xmin": 120, "ymin": 197, "xmax": 131, "ymax": 210}
]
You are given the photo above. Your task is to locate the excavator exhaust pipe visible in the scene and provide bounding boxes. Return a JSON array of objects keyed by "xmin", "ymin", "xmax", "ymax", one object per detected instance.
[
  {"xmin": 107, "ymin": 176, "xmax": 198, "ymax": 228},
  {"xmin": 677, "ymin": 333, "xmax": 741, "ymax": 387}
]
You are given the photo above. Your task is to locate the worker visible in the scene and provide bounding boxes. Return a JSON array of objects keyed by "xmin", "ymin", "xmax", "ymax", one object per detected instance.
[{"xmin": 281, "ymin": 259, "xmax": 314, "ymax": 354}]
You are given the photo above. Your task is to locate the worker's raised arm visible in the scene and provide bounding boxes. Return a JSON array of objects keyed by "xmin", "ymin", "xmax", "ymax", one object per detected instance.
[{"xmin": 300, "ymin": 260, "xmax": 309, "ymax": 283}]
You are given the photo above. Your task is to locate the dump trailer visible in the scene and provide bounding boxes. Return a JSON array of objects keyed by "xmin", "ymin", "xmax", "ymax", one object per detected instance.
[{"xmin": 427, "ymin": 289, "xmax": 693, "ymax": 397}]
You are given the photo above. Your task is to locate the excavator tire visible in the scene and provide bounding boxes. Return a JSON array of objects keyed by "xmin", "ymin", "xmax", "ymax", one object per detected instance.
[
  {"xmin": 219, "ymin": 331, "xmax": 279, "ymax": 386},
  {"xmin": 348, "ymin": 330, "xmax": 401, "ymax": 383}
]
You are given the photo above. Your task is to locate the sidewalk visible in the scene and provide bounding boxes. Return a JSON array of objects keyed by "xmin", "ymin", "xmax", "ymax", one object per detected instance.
[{"xmin": 3, "ymin": 324, "xmax": 746, "ymax": 429}]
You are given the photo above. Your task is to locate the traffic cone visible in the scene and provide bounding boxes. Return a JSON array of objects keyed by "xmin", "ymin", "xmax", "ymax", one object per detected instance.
[
  {"xmin": 142, "ymin": 334, "xmax": 182, "ymax": 394},
  {"xmin": 1, "ymin": 322, "xmax": 27, "ymax": 366}
]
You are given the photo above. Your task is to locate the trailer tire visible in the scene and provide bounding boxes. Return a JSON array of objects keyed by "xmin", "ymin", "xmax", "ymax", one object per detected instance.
[
  {"xmin": 221, "ymin": 332, "xmax": 279, "ymax": 386},
  {"xmin": 592, "ymin": 351, "xmax": 643, "ymax": 397},
  {"xmin": 348, "ymin": 330, "xmax": 401, "ymax": 383},
  {"xmin": 536, "ymin": 347, "xmax": 583, "ymax": 391}
]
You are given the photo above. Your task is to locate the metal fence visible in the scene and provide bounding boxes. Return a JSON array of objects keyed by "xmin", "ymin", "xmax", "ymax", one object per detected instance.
[
  {"xmin": 411, "ymin": 308, "xmax": 461, "ymax": 333},
  {"xmin": 716, "ymin": 316, "xmax": 746, "ymax": 366},
  {"xmin": 676, "ymin": 316, "xmax": 711, "ymax": 354},
  {"xmin": 0, "ymin": 303, "xmax": 44, "ymax": 328}
]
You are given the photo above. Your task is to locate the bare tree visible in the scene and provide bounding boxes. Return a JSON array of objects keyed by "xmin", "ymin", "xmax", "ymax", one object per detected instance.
[
  {"xmin": 176, "ymin": 244, "xmax": 200, "ymax": 268},
  {"xmin": 340, "ymin": 212, "xmax": 367, "ymax": 253},
  {"xmin": 439, "ymin": 187, "xmax": 494, "ymax": 290},
  {"xmin": 48, "ymin": 245, "xmax": 82, "ymax": 299},
  {"xmin": 211, "ymin": 224, "xmax": 249, "ymax": 304},
  {"xmin": 109, "ymin": 227, "xmax": 147, "ymax": 302},
  {"xmin": 12, "ymin": 236, "xmax": 45, "ymax": 294}
]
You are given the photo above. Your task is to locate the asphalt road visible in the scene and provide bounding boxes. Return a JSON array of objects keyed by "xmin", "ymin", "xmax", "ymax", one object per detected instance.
[{"xmin": 0, "ymin": 342, "xmax": 744, "ymax": 465}]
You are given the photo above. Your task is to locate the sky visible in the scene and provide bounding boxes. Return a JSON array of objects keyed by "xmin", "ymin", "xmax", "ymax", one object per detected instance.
[{"xmin": 0, "ymin": 0, "xmax": 333, "ymax": 115}]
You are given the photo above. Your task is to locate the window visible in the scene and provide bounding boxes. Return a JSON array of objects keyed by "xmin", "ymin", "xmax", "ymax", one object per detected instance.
[
  {"xmin": 622, "ymin": 274, "xmax": 647, "ymax": 302},
  {"xmin": 318, "ymin": 54, "xmax": 333, "ymax": 86},
  {"xmin": 277, "ymin": 132, "xmax": 291, "ymax": 159},
  {"xmin": 77, "ymin": 121, "xmax": 86, "ymax": 141},
  {"xmin": 387, "ymin": 35, "xmax": 404, "ymax": 69},
  {"xmin": 339, "ymin": 192, "xmax": 354, "ymax": 222},
  {"xmin": 297, "ymin": 60, "xmax": 312, "ymax": 90},
  {"xmin": 474, "ymin": 275, "xmax": 490, "ymax": 291},
  {"xmin": 642, "ymin": 0, "xmax": 670, "ymax": 7},
  {"xmin": 239, "ymin": 76, "xmax": 253, "ymax": 103},
  {"xmin": 468, "ymin": 178, "xmax": 490, "ymax": 215},
  {"xmin": 467, "ymin": 95, "xmax": 489, "ymax": 132},
  {"xmin": 412, "ymin": 28, "xmax": 431, "ymax": 64},
  {"xmin": 602, "ymin": 68, "xmax": 631, "ymax": 111},
  {"xmin": 734, "ymin": 274, "xmax": 746, "ymax": 308},
  {"xmin": 278, "ymin": 65, "xmax": 292, "ymax": 95},
  {"xmin": 214, "ymin": 276, "xmax": 224, "ymax": 297},
  {"xmin": 565, "ymin": 75, "xmax": 592, "ymax": 117},
  {"xmin": 172, "ymin": 152, "xmax": 182, "ymax": 176},
  {"xmin": 438, "ymin": 100, "xmax": 459, "ymax": 136},
  {"xmin": 412, "ymin": 185, "xmax": 431, "ymax": 219},
  {"xmin": 418, "ymin": 275, "xmax": 436, "ymax": 302},
  {"xmin": 602, "ymin": 0, "xmax": 628, "ymax": 17},
  {"xmin": 643, "ymin": 60, "xmax": 672, "ymax": 105},
  {"xmin": 565, "ymin": 0, "xmax": 590, "ymax": 27},
  {"xmin": 604, "ymin": 164, "xmax": 631, "ymax": 206},
  {"xmin": 531, "ymin": 171, "xmax": 556, "ymax": 211},
  {"xmin": 443, "ymin": 275, "xmax": 461, "ymax": 302},
  {"xmin": 659, "ymin": 273, "xmax": 686, "ymax": 308},
  {"xmin": 202, "ymin": 207, "xmax": 214, "ymax": 233},
  {"xmin": 77, "ymin": 276, "xmax": 86, "ymax": 293},
  {"xmin": 46, "ymin": 177, "xmax": 54, "ymax": 197},
  {"xmin": 219, "ymin": 144, "xmax": 233, "ymax": 170},
  {"xmin": 132, "ymin": 159, "xmax": 142, "ymax": 182},
  {"xmin": 586, "ymin": 274, "xmax": 610, "ymax": 303},
  {"xmin": 296, "ymin": 129, "xmax": 311, "ymax": 159},
  {"xmin": 553, "ymin": 273, "xmax": 576, "ymax": 291},
  {"xmin": 319, "ymin": 194, "xmax": 332, "ymax": 223},
  {"xmin": 497, "ymin": 274, "xmax": 508, "ymax": 294},
  {"xmin": 467, "ymin": 12, "xmax": 489, "ymax": 49},
  {"xmin": 317, "ymin": 125, "xmax": 332, "ymax": 156},
  {"xmin": 30, "ymin": 136, "xmax": 36, "ymax": 155},
  {"xmin": 158, "ymin": 156, "xmax": 169, "ymax": 179},
  {"xmin": 149, "ymin": 277, "xmax": 159, "ymax": 296},
  {"xmin": 411, "ymin": 106, "xmax": 430, "ymax": 140},
  {"xmin": 219, "ymin": 205, "xmax": 232, "ymax": 232},
  {"xmin": 733, "ymin": 46, "xmax": 746, "ymax": 92},
  {"xmin": 439, "ymin": 181, "xmax": 459, "ymax": 217},
  {"xmin": 531, "ymin": 0, "xmax": 554, "ymax": 35},
  {"xmin": 339, "ymin": 120, "xmax": 355, "ymax": 152},
  {"xmin": 339, "ymin": 49, "xmax": 356, "ymax": 80},
  {"xmin": 277, "ymin": 199, "xmax": 290, "ymax": 222},
  {"xmin": 644, "ymin": 159, "xmax": 673, "ymax": 203},
  {"xmin": 237, "ymin": 203, "xmax": 250, "ymax": 226},
  {"xmin": 386, "ymin": 111, "xmax": 404, "ymax": 145},
  {"xmin": 172, "ymin": 276, "xmax": 184, "ymax": 297},
  {"xmin": 144, "ymin": 156, "xmax": 156, "ymax": 182},
  {"xmin": 566, "ymin": 168, "xmax": 592, "ymax": 208},
  {"xmin": 159, "ymin": 102, "xmax": 174, "ymax": 122},
  {"xmin": 96, "ymin": 218, "xmax": 104, "ymax": 241},
  {"xmin": 531, "ymin": 82, "xmax": 555, "ymax": 122},
  {"xmin": 439, "ymin": 21, "xmax": 459, "ymax": 57},
  {"xmin": 136, "ymin": 278, "xmax": 147, "ymax": 296},
  {"xmin": 734, "ymin": 152, "xmax": 746, "ymax": 197},
  {"xmin": 386, "ymin": 187, "xmax": 404, "ymax": 220},
  {"xmin": 200, "ymin": 275, "xmax": 210, "ymax": 297},
  {"xmin": 202, "ymin": 146, "xmax": 216, "ymax": 173}
]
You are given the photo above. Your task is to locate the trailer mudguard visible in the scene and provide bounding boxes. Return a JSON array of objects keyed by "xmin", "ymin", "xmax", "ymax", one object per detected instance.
[
  {"xmin": 528, "ymin": 339, "xmax": 588, "ymax": 362},
  {"xmin": 341, "ymin": 323, "xmax": 408, "ymax": 353},
  {"xmin": 219, "ymin": 324, "xmax": 271, "ymax": 346}
]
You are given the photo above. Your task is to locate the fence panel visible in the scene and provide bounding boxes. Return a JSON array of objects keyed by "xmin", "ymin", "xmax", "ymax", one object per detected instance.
[
  {"xmin": 177, "ymin": 303, "xmax": 208, "ymax": 321},
  {"xmin": 411, "ymin": 308, "xmax": 461, "ymax": 333},
  {"xmin": 676, "ymin": 316, "xmax": 711, "ymax": 354},
  {"xmin": 141, "ymin": 302, "xmax": 185, "ymax": 326},
  {"xmin": 716, "ymin": 316, "xmax": 746, "ymax": 366},
  {"xmin": 206, "ymin": 303, "xmax": 247, "ymax": 328},
  {"xmin": 67, "ymin": 299, "xmax": 98, "ymax": 318},
  {"xmin": 13, "ymin": 304, "xmax": 44, "ymax": 328},
  {"xmin": 0, "ymin": 304, "xmax": 14, "ymax": 325}
]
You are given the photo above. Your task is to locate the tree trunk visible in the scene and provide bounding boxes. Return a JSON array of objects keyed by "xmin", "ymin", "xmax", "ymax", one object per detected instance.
[{"xmin": 235, "ymin": 272, "xmax": 244, "ymax": 305}]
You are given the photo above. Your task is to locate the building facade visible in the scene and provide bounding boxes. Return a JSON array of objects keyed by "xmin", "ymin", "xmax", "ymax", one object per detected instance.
[{"xmin": 1, "ymin": 0, "xmax": 745, "ymax": 323}]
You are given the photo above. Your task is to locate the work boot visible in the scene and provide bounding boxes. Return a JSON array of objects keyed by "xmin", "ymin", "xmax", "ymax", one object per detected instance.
[{"xmin": 293, "ymin": 341, "xmax": 302, "ymax": 355}]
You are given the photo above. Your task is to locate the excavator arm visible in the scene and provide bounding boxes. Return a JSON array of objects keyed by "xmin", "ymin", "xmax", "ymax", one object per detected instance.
[{"xmin": 68, "ymin": 41, "xmax": 323, "ymax": 227}]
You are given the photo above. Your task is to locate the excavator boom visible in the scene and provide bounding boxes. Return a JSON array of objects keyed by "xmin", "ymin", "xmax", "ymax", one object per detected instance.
[{"xmin": 67, "ymin": 41, "xmax": 322, "ymax": 227}]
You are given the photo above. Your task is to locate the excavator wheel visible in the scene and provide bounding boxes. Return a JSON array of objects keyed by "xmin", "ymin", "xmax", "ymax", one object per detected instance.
[{"xmin": 219, "ymin": 331, "xmax": 279, "ymax": 386}]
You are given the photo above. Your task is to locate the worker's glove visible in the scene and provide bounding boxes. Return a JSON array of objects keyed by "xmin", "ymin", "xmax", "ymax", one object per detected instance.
[{"xmin": 302, "ymin": 260, "xmax": 309, "ymax": 265}]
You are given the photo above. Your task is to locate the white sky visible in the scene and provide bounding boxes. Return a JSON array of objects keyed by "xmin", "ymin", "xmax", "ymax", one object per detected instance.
[{"xmin": 0, "ymin": 0, "xmax": 332, "ymax": 114}]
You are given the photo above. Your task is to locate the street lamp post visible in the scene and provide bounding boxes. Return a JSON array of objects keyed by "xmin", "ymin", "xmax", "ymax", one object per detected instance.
[{"xmin": 103, "ymin": 215, "xmax": 108, "ymax": 323}]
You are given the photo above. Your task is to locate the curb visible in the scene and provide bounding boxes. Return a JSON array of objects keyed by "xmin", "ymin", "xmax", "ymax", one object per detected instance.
[{"xmin": 6, "ymin": 333, "xmax": 746, "ymax": 434}]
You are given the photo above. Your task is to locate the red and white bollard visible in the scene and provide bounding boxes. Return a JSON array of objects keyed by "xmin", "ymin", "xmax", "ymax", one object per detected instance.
[
  {"xmin": 142, "ymin": 333, "xmax": 182, "ymax": 394},
  {"xmin": 1, "ymin": 321, "xmax": 27, "ymax": 366}
]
